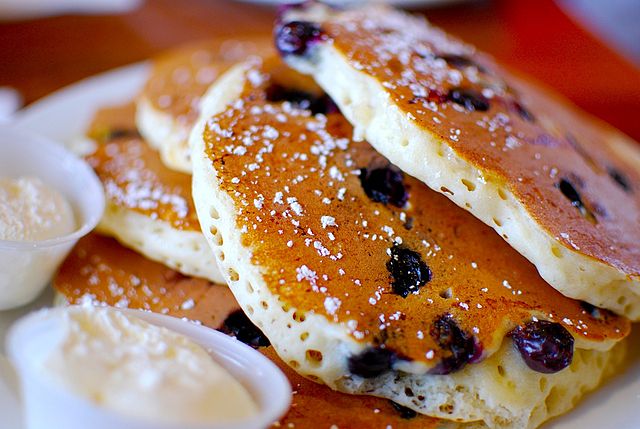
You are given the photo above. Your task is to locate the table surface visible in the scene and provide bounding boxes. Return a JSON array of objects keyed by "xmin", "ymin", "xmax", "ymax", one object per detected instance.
[{"xmin": 1, "ymin": 0, "xmax": 639, "ymax": 141}]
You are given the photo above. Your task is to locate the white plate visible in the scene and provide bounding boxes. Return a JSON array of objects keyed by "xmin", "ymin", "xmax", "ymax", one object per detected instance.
[{"xmin": 3, "ymin": 62, "xmax": 640, "ymax": 429}]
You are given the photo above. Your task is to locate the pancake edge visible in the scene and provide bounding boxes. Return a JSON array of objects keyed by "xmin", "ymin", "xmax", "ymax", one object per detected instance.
[
  {"xmin": 97, "ymin": 202, "xmax": 225, "ymax": 284},
  {"xmin": 136, "ymin": 95, "xmax": 193, "ymax": 174}
]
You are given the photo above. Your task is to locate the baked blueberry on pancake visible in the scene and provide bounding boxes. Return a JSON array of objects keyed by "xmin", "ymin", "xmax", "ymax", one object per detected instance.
[
  {"xmin": 137, "ymin": 37, "xmax": 272, "ymax": 173},
  {"xmin": 85, "ymin": 103, "xmax": 224, "ymax": 283},
  {"xmin": 277, "ymin": 3, "xmax": 640, "ymax": 320},
  {"xmin": 53, "ymin": 234, "xmax": 476, "ymax": 429},
  {"xmin": 189, "ymin": 57, "xmax": 629, "ymax": 429}
]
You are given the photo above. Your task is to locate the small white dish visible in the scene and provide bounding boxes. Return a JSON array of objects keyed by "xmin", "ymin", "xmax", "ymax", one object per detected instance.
[
  {"xmin": 6, "ymin": 306, "xmax": 292, "ymax": 429},
  {"xmin": 0, "ymin": 126, "xmax": 104, "ymax": 310}
]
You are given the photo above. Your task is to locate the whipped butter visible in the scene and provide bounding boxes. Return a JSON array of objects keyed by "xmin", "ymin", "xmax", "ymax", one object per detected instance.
[
  {"xmin": 42, "ymin": 306, "xmax": 259, "ymax": 424},
  {"xmin": 0, "ymin": 176, "xmax": 75, "ymax": 241}
]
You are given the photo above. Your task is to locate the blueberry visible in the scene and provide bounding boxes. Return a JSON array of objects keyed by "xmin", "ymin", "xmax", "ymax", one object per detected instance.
[
  {"xmin": 387, "ymin": 246, "xmax": 432, "ymax": 298},
  {"xmin": 389, "ymin": 401, "xmax": 417, "ymax": 419},
  {"xmin": 403, "ymin": 216, "xmax": 414, "ymax": 231},
  {"xmin": 429, "ymin": 314, "xmax": 477, "ymax": 374},
  {"xmin": 436, "ymin": 53, "xmax": 475, "ymax": 69},
  {"xmin": 556, "ymin": 178, "xmax": 597, "ymax": 223},
  {"xmin": 265, "ymin": 83, "xmax": 337, "ymax": 115},
  {"xmin": 511, "ymin": 320, "xmax": 574, "ymax": 373},
  {"xmin": 579, "ymin": 301, "xmax": 602, "ymax": 319},
  {"xmin": 219, "ymin": 310, "xmax": 270, "ymax": 349},
  {"xmin": 557, "ymin": 178, "xmax": 582, "ymax": 206},
  {"xmin": 359, "ymin": 165, "xmax": 408, "ymax": 208},
  {"xmin": 436, "ymin": 53, "xmax": 490, "ymax": 74},
  {"xmin": 105, "ymin": 128, "xmax": 140, "ymax": 141},
  {"xmin": 275, "ymin": 21, "xmax": 325, "ymax": 56},
  {"xmin": 447, "ymin": 88, "xmax": 490, "ymax": 112},
  {"xmin": 530, "ymin": 133, "xmax": 559, "ymax": 147},
  {"xmin": 512, "ymin": 101, "xmax": 535, "ymax": 122},
  {"xmin": 607, "ymin": 166, "xmax": 632, "ymax": 193},
  {"xmin": 348, "ymin": 347, "xmax": 397, "ymax": 378}
]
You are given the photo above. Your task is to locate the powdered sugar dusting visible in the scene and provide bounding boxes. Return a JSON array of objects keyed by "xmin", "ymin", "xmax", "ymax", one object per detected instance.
[{"xmin": 200, "ymin": 57, "xmax": 628, "ymax": 368}]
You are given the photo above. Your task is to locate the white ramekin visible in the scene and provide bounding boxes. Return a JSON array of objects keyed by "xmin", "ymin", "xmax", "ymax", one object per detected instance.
[
  {"xmin": 6, "ymin": 306, "xmax": 292, "ymax": 429},
  {"xmin": 0, "ymin": 126, "xmax": 104, "ymax": 309}
]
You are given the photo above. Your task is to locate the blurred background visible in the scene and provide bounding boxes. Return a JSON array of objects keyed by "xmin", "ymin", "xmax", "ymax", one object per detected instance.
[{"xmin": 1, "ymin": 0, "xmax": 639, "ymax": 140}]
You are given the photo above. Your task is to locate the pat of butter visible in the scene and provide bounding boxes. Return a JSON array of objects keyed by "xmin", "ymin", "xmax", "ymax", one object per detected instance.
[
  {"xmin": 42, "ymin": 307, "xmax": 259, "ymax": 424},
  {"xmin": 0, "ymin": 176, "xmax": 75, "ymax": 241}
]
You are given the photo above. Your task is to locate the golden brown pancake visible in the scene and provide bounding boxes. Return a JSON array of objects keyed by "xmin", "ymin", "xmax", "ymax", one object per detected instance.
[
  {"xmin": 88, "ymin": 104, "xmax": 199, "ymax": 230},
  {"xmin": 189, "ymin": 57, "xmax": 629, "ymax": 428},
  {"xmin": 279, "ymin": 3, "xmax": 640, "ymax": 320},
  {"xmin": 54, "ymin": 234, "xmax": 233, "ymax": 322},
  {"xmin": 53, "ymin": 233, "xmax": 461, "ymax": 429},
  {"xmin": 137, "ymin": 37, "xmax": 273, "ymax": 173},
  {"xmin": 85, "ymin": 104, "xmax": 224, "ymax": 283}
]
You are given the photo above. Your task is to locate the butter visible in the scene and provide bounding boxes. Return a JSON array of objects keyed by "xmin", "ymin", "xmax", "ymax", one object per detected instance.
[
  {"xmin": 42, "ymin": 307, "xmax": 259, "ymax": 424},
  {"xmin": 0, "ymin": 176, "xmax": 75, "ymax": 241}
]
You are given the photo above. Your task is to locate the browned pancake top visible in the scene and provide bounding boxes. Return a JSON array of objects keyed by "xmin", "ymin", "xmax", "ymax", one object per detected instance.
[
  {"xmin": 202, "ymin": 59, "xmax": 629, "ymax": 369},
  {"xmin": 143, "ymin": 37, "xmax": 273, "ymax": 126},
  {"xmin": 86, "ymin": 104, "xmax": 200, "ymax": 231},
  {"xmin": 54, "ymin": 234, "xmax": 234, "ymax": 323},
  {"xmin": 314, "ymin": 7, "xmax": 640, "ymax": 276},
  {"xmin": 54, "ymin": 234, "xmax": 441, "ymax": 429}
]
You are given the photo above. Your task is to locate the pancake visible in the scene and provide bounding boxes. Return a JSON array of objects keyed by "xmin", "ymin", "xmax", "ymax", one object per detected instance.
[
  {"xmin": 277, "ymin": 3, "xmax": 640, "ymax": 320},
  {"xmin": 86, "ymin": 103, "xmax": 224, "ymax": 283},
  {"xmin": 189, "ymin": 57, "xmax": 629, "ymax": 429},
  {"xmin": 53, "ymin": 233, "xmax": 479, "ymax": 429},
  {"xmin": 53, "ymin": 234, "xmax": 235, "ymax": 321},
  {"xmin": 137, "ymin": 37, "xmax": 273, "ymax": 173}
]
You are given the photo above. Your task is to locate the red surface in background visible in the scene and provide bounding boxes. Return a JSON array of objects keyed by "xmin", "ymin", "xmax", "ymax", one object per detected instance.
[{"xmin": 0, "ymin": 0, "xmax": 638, "ymax": 141}]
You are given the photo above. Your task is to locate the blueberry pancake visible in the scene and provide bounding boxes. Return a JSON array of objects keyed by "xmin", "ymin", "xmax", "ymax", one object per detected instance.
[
  {"xmin": 137, "ymin": 37, "xmax": 272, "ymax": 173},
  {"xmin": 277, "ymin": 3, "xmax": 640, "ymax": 320},
  {"xmin": 53, "ymin": 234, "xmax": 479, "ymax": 429},
  {"xmin": 86, "ymin": 103, "xmax": 224, "ymax": 283},
  {"xmin": 189, "ymin": 57, "xmax": 629, "ymax": 429}
]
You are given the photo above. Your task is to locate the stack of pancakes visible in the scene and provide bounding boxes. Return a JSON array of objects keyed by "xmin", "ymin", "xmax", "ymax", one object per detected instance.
[{"xmin": 54, "ymin": 4, "xmax": 639, "ymax": 428}]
